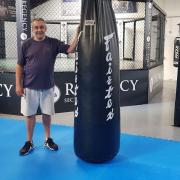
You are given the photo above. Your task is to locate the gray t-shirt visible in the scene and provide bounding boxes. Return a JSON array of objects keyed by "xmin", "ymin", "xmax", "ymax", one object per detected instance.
[{"xmin": 17, "ymin": 36, "xmax": 70, "ymax": 89}]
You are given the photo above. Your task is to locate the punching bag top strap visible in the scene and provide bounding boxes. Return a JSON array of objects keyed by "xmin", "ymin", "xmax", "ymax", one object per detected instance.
[{"xmin": 78, "ymin": 31, "xmax": 83, "ymax": 40}]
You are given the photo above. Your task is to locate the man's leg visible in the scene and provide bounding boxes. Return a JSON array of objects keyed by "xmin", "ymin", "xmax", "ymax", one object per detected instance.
[
  {"xmin": 41, "ymin": 88, "xmax": 58, "ymax": 151},
  {"xmin": 43, "ymin": 114, "xmax": 58, "ymax": 151},
  {"xmin": 19, "ymin": 115, "xmax": 36, "ymax": 156},
  {"xmin": 42, "ymin": 114, "xmax": 51, "ymax": 139},
  {"xmin": 26, "ymin": 115, "xmax": 36, "ymax": 142},
  {"xmin": 19, "ymin": 88, "xmax": 39, "ymax": 156}
]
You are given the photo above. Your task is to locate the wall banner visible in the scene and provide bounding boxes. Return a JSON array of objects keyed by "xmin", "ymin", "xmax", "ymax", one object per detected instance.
[{"xmin": 0, "ymin": 71, "xmax": 150, "ymax": 115}]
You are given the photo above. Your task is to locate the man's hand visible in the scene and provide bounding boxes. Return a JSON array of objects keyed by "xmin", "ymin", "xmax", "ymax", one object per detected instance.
[
  {"xmin": 16, "ymin": 85, "xmax": 24, "ymax": 96},
  {"xmin": 67, "ymin": 24, "xmax": 82, "ymax": 53},
  {"xmin": 15, "ymin": 64, "xmax": 24, "ymax": 96},
  {"xmin": 76, "ymin": 25, "xmax": 81, "ymax": 36}
]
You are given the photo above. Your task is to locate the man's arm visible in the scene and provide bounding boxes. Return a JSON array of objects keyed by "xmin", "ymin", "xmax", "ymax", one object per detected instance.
[
  {"xmin": 15, "ymin": 64, "xmax": 24, "ymax": 96},
  {"xmin": 67, "ymin": 25, "xmax": 81, "ymax": 53}
]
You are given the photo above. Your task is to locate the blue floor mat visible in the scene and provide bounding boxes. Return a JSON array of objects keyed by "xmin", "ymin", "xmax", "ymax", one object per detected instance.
[{"xmin": 0, "ymin": 118, "xmax": 180, "ymax": 180}]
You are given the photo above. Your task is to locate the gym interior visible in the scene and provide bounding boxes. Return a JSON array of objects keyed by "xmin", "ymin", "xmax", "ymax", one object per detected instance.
[{"xmin": 0, "ymin": 0, "xmax": 180, "ymax": 179}]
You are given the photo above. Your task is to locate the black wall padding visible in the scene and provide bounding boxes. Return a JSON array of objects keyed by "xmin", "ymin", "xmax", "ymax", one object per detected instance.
[{"xmin": 74, "ymin": 0, "xmax": 120, "ymax": 163}]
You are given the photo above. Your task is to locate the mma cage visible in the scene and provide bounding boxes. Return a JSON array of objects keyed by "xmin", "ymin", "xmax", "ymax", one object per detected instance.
[
  {"xmin": 0, "ymin": 0, "xmax": 166, "ymax": 72},
  {"xmin": 0, "ymin": 0, "xmax": 166, "ymax": 114}
]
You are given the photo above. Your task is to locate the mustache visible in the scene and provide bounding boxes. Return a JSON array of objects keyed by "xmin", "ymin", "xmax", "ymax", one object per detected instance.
[{"xmin": 35, "ymin": 31, "xmax": 44, "ymax": 35}]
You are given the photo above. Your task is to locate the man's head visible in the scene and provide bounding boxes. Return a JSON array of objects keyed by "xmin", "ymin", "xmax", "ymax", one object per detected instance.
[{"xmin": 32, "ymin": 18, "xmax": 47, "ymax": 41}]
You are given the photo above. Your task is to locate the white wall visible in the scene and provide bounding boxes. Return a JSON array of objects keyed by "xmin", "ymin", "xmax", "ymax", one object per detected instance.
[
  {"xmin": 154, "ymin": 0, "xmax": 180, "ymax": 80},
  {"xmin": 154, "ymin": 0, "xmax": 165, "ymax": 9}
]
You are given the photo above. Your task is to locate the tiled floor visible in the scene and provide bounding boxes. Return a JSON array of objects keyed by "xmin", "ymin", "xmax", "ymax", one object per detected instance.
[{"xmin": 1, "ymin": 80, "xmax": 180, "ymax": 141}]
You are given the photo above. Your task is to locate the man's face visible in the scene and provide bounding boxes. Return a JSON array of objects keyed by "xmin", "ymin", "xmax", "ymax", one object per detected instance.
[{"xmin": 32, "ymin": 20, "xmax": 47, "ymax": 41}]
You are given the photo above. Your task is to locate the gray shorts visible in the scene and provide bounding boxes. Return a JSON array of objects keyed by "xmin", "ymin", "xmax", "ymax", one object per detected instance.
[{"xmin": 21, "ymin": 88, "xmax": 55, "ymax": 116}]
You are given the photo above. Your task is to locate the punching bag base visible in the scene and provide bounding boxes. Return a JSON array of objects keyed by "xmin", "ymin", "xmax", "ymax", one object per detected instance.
[
  {"xmin": 75, "ymin": 151, "xmax": 119, "ymax": 164},
  {"xmin": 74, "ymin": 124, "xmax": 120, "ymax": 164}
]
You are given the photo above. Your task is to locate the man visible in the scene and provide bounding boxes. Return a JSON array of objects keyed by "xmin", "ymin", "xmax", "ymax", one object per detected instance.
[{"xmin": 16, "ymin": 18, "xmax": 80, "ymax": 156}]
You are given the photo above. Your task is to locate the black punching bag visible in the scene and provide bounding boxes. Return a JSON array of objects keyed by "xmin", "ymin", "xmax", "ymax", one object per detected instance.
[
  {"xmin": 74, "ymin": 0, "xmax": 120, "ymax": 163},
  {"xmin": 174, "ymin": 37, "xmax": 180, "ymax": 126}
]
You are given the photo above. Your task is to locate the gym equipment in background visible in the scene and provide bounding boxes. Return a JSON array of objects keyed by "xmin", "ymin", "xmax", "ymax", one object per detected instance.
[
  {"xmin": 174, "ymin": 23, "xmax": 180, "ymax": 126},
  {"xmin": 173, "ymin": 23, "xmax": 180, "ymax": 67}
]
